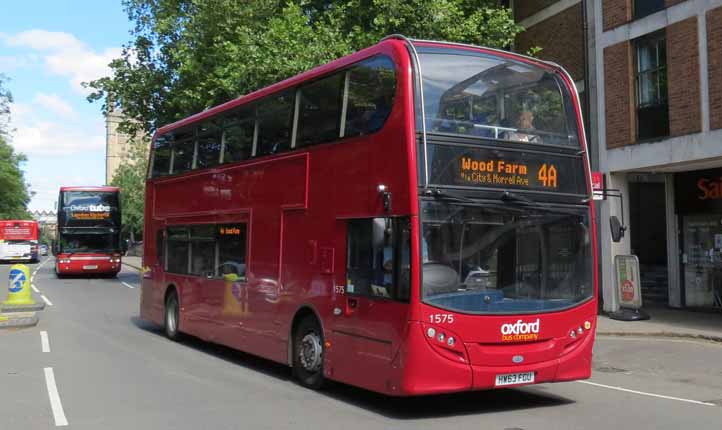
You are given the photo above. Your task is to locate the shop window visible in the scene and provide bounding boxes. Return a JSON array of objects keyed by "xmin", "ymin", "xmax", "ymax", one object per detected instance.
[
  {"xmin": 346, "ymin": 217, "xmax": 410, "ymax": 301},
  {"xmin": 217, "ymin": 224, "xmax": 247, "ymax": 280},
  {"xmin": 634, "ymin": 0, "xmax": 665, "ymax": 20},
  {"xmin": 635, "ymin": 32, "xmax": 669, "ymax": 141}
]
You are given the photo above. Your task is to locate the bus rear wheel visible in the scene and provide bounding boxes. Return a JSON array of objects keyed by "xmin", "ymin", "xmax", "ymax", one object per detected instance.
[
  {"xmin": 164, "ymin": 291, "xmax": 182, "ymax": 341},
  {"xmin": 292, "ymin": 316, "xmax": 325, "ymax": 390}
]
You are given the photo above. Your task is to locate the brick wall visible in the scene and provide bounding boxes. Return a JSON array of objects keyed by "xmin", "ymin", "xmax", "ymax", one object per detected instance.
[
  {"xmin": 666, "ymin": 17, "xmax": 701, "ymax": 136},
  {"xmin": 604, "ymin": 41, "xmax": 635, "ymax": 148},
  {"xmin": 603, "ymin": 0, "xmax": 632, "ymax": 31},
  {"xmin": 515, "ymin": 0, "xmax": 558, "ymax": 22},
  {"xmin": 708, "ymin": 7, "xmax": 722, "ymax": 130},
  {"xmin": 515, "ymin": 3, "xmax": 585, "ymax": 80}
]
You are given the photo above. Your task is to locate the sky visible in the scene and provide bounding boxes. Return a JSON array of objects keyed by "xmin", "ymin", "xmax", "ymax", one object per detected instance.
[{"xmin": 1, "ymin": 1, "xmax": 131, "ymax": 212}]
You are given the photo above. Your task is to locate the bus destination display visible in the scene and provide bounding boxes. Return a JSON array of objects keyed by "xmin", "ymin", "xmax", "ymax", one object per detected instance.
[{"xmin": 427, "ymin": 145, "xmax": 586, "ymax": 195}]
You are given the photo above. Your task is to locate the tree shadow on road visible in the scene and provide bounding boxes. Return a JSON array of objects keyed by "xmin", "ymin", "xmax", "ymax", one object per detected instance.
[{"xmin": 130, "ymin": 316, "xmax": 574, "ymax": 420}]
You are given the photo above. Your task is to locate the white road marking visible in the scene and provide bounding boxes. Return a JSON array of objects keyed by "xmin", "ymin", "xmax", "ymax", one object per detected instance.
[
  {"xmin": 32, "ymin": 284, "xmax": 40, "ymax": 293},
  {"xmin": 41, "ymin": 295, "xmax": 53, "ymax": 306},
  {"xmin": 578, "ymin": 380, "xmax": 716, "ymax": 406},
  {"xmin": 121, "ymin": 281, "xmax": 135, "ymax": 289},
  {"xmin": 40, "ymin": 331, "xmax": 50, "ymax": 352},
  {"xmin": 44, "ymin": 367, "xmax": 69, "ymax": 426}
]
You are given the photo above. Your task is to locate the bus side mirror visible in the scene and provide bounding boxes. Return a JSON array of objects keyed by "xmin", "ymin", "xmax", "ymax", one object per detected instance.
[{"xmin": 610, "ymin": 216, "xmax": 626, "ymax": 243}]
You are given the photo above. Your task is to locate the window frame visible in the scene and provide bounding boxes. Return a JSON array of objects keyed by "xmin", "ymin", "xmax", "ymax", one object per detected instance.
[
  {"xmin": 634, "ymin": 31, "xmax": 669, "ymax": 141},
  {"xmin": 149, "ymin": 54, "xmax": 398, "ymax": 179}
]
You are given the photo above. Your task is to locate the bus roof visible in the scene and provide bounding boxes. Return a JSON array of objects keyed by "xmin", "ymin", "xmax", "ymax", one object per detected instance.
[
  {"xmin": 153, "ymin": 37, "xmax": 559, "ymax": 140},
  {"xmin": 0, "ymin": 220, "xmax": 37, "ymax": 224},
  {"xmin": 59, "ymin": 186, "xmax": 120, "ymax": 192}
]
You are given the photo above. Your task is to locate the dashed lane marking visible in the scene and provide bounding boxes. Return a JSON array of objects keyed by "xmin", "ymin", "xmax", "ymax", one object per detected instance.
[
  {"xmin": 40, "ymin": 331, "xmax": 50, "ymax": 352},
  {"xmin": 44, "ymin": 367, "xmax": 68, "ymax": 426},
  {"xmin": 578, "ymin": 380, "xmax": 716, "ymax": 406},
  {"xmin": 121, "ymin": 281, "xmax": 136, "ymax": 289},
  {"xmin": 32, "ymin": 284, "xmax": 40, "ymax": 293},
  {"xmin": 41, "ymin": 295, "xmax": 53, "ymax": 306}
]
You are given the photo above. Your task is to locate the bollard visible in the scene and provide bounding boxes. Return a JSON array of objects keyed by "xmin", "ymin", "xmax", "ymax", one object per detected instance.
[{"xmin": 3, "ymin": 264, "xmax": 35, "ymax": 306}]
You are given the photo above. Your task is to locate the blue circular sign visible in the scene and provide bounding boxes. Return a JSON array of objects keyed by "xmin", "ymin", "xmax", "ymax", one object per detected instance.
[{"xmin": 9, "ymin": 269, "xmax": 26, "ymax": 293}]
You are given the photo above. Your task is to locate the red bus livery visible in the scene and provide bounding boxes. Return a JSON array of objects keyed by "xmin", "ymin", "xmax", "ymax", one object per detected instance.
[
  {"xmin": 140, "ymin": 37, "xmax": 598, "ymax": 396},
  {"xmin": 0, "ymin": 220, "xmax": 39, "ymax": 263},
  {"xmin": 55, "ymin": 186, "xmax": 122, "ymax": 277}
]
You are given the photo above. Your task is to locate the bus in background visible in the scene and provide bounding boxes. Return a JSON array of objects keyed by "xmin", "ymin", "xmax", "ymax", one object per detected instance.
[
  {"xmin": 55, "ymin": 186, "xmax": 122, "ymax": 277},
  {"xmin": 140, "ymin": 36, "xmax": 597, "ymax": 396},
  {"xmin": 0, "ymin": 220, "xmax": 39, "ymax": 263}
]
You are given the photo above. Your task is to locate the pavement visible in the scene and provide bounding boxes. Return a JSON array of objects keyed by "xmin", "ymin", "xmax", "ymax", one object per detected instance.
[{"xmin": 2, "ymin": 256, "xmax": 722, "ymax": 429}]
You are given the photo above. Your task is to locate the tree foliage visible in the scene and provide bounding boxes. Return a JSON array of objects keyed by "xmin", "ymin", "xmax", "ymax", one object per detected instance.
[
  {"xmin": 110, "ymin": 136, "xmax": 148, "ymax": 242},
  {"xmin": 87, "ymin": 0, "xmax": 522, "ymax": 137},
  {"xmin": 87, "ymin": 0, "xmax": 522, "ymax": 236},
  {"xmin": 0, "ymin": 75, "xmax": 32, "ymax": 220}
]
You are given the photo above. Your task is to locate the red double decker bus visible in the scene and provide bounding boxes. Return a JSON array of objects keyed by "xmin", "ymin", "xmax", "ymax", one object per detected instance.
[
  {"xmin": 0, "ymin": 220, "xmax": 39, "ymax": 263},
  {"xmin": 140, "ymin": 37, "xmax": 598, "ymax": 396},
  {"xmin": 55, "ymin": 186, "xmax": 123, "ymax": 277}
]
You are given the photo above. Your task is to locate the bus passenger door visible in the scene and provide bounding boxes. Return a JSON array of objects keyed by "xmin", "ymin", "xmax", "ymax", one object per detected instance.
[{"xmin": 330, "ymin": 217, "xmax": 411, "ymax": 394}]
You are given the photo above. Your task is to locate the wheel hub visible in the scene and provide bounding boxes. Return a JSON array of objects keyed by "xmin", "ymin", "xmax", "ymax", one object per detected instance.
[{"xmin": 299, "ymin": 332, "xmax": 322, "ymax": 372}]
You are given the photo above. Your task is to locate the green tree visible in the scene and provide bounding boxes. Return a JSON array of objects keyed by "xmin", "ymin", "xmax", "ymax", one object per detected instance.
[
  {"xmin": 0, "ymin": 75, "xmax": 32, "ymax": 220},
  {"xmin": 110, "ymin": 136, "xmax": 148, "ymax": 243}
]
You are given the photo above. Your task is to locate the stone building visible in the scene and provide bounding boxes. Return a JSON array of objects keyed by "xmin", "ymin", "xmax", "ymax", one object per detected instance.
[
  {"xmin": 512, "ymin": 0, "xmax": 722, "ymax": 312},
  {"xmin": 105, "ymin": 109, "xmax": 139, "ymax": 185}
]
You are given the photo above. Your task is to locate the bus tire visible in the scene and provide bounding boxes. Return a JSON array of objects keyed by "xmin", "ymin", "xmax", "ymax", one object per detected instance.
[
  {"xmin": 164, "ymin": 290, "xmax": 182, "ymax": 341},
  {"xmin": 292, "ymin": 316, "xmax": 325, "ymax": 390}
]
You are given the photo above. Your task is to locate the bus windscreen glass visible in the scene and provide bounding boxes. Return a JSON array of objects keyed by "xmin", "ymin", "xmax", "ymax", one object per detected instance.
[
  {"xmin": 417, "ymin": 47, "xmax": 580, "ymax": 147},
  {"xmin": 420, "ymin": 200, "xmax": 593, "ymax": 314}
]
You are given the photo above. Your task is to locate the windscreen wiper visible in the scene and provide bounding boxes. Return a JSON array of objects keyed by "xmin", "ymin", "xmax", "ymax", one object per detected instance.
[{"xmin": 422, "ymin": 188, "xmax": 480, "ymax": 204}]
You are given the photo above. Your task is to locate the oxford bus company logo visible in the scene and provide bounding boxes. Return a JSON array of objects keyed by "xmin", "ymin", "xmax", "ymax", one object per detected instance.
[
  {"xmin": 500, "ymin": 319, "xmax": 540, "ymax": 342},
  {"xmin": 70, "ymin": 204, "xmax": 111, "ymax": 212}
]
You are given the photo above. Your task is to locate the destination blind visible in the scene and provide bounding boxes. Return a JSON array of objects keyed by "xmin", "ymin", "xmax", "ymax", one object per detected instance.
[{"xmin": 425, "ymin": 144, "xmax": 587, "ymax": 195}]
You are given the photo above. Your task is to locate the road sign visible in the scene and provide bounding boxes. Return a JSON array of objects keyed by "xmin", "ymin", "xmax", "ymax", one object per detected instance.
[
  {"xmin": 615, "ymin": 255, "xmax": 642, "ymax": 309},
  {"xmin": 9, "ymin": 269, "xmax": 26, "ymax": 293}
]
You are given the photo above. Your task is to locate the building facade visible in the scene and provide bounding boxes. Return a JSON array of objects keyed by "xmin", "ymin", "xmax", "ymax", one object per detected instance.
[
  {"xmin": 513, "ymin": 0, "xmax": 722, "ymax": 312},
  {"xmin": 105, "ymin": 109, "xmax": 134, "ymax": 185}
]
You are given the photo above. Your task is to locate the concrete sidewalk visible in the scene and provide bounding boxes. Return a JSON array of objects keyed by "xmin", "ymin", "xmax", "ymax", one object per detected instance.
[
  {"xmin": 597, "ymin": 305, "xmax": 722, "ymax": 342},
  {"xmin": 122, "ymin": 254, "xmax": 722, "ymax": 342},
  {"xmin": 122, "ymin": 256, "xmax": 142, "ymax": 271}
]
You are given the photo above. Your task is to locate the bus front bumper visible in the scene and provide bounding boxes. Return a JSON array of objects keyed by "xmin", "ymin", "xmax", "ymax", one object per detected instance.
[{"xmin": 397, "ymin": 320, "xmax": 594, "ymax": 396}]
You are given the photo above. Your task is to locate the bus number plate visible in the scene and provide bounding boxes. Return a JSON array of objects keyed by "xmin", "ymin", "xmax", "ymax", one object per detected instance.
[
  {"xmin": 495, "ymin": 372, "xmax": 534, "ymax": 387},
  {"xmin": 83, "ymin": 265, "xmax": 98, "ymax": 270}
]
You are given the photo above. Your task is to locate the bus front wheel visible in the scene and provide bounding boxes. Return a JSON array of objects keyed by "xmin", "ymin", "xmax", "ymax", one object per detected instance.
[
  {"xmin": 164, "ymin": 290, "xmax": 182, "ymax": 341},
  {"xmin": 292, "ymin": 316, "xmax": 325, "ymax": 390}
]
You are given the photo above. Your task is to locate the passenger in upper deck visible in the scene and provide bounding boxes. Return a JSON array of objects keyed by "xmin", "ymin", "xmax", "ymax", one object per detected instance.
[{"xmin": 504, "ymin": 110, "xmax": 541, "ymax": 143}]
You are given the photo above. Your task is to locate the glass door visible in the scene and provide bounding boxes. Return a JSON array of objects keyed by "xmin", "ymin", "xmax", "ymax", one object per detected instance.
[{"xmin": 682, "ymin": 215, "xmax": 722, "ymax": 308}]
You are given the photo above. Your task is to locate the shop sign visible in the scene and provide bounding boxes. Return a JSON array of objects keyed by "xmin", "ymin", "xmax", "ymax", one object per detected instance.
[
  {"xmin": 591, "ymin": 172, "xmax": 604, "ymax": 200},
  {"xmin": 615, "ymin": 255, "xmax": 642, "ymax": 309},
  {"xmin": 675, "ymin": 168, "xmax": 722, "ymax": 214}
]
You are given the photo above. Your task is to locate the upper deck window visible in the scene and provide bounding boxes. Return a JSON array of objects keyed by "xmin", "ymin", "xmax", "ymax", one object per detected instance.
[
  {"xmin": 417, "ymin": 48, "xmax": 580, "ymax": 147},
  {"xmin": 151, "ymin": 136, "xmax": 171, "ymax": 177},
  {"xmin": 344, "ymin": 56, "xmax": 396, "ymax": 138},
  {"xmin": 256, "ymin": 90, "xmax": 294, "ymax": 156}
]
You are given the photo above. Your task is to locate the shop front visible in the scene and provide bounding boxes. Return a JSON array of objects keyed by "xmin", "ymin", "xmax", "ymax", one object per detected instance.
[{"xmin": 676, "ymin": 168, "xmax": 722, "ymax": 309}]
